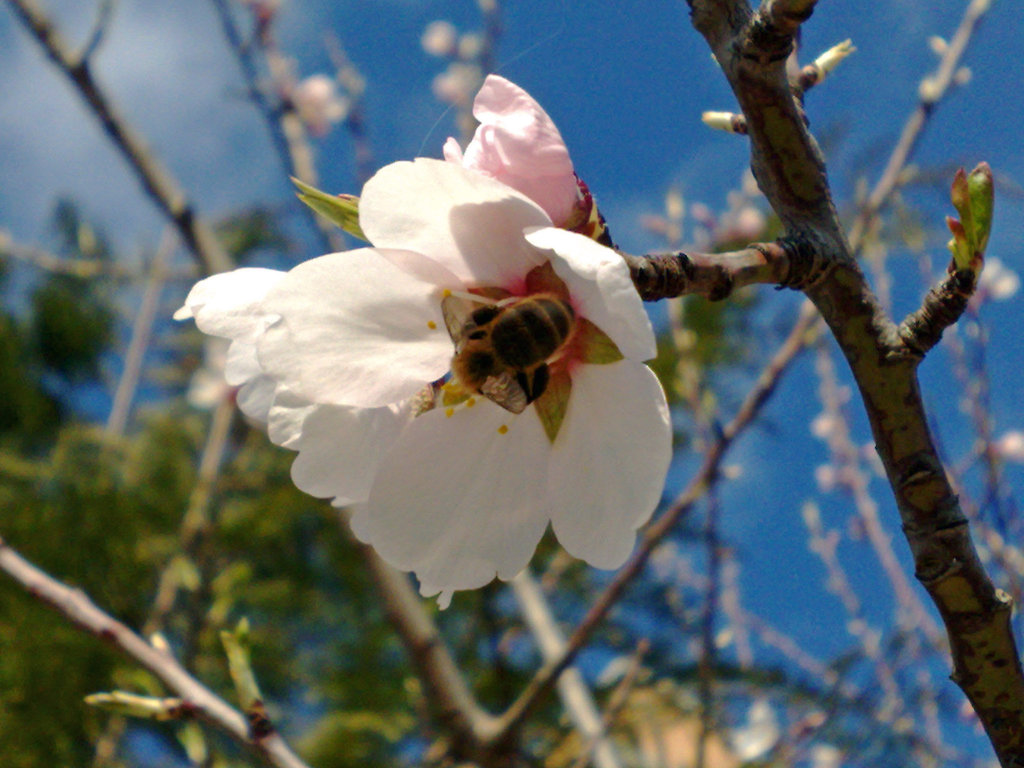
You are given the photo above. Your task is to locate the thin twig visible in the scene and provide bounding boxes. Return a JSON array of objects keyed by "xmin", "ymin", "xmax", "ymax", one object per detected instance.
[
  {"xmin": 695, "ymin": 493, "xmax": 721, "ymax": 768},
  {"xmin": 845, "ymin": 0, "xmax": 991, "ymax": 252},
  {"xmin": 511, "ymin": 570, "xmax": 622, "ymax": 768},
  {"xmin": 78, "ymin": 0, "xmax": 117, "ymax": 62},
  {"xmin": 5, "ymin": 0, "xmax": 231, "ymax": 275},
  {"xmin": 812, "ymin": 341, "xmax": 945, "ymax": 646},
  {"xmin": 105, "ymin": 227, "xmax": 176, "ymax": 436},
  {"xmin": 208, "ymin": 0, "xmax": 345, "ymax": 254},
  {"xmin": 0, "ymin": 534, "xmax": 311, "ymax": 768},
  {"xmin": 494, "ymin": 303, "xmax": 819, "ymax": 739}
]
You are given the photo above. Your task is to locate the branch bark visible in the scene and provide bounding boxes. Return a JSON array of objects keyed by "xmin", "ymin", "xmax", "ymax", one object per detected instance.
[
  {"xmin": 0, "ymin": 535, "xmax": 311, "ymax": 768},
  {"xmin": 686, "ymin": 0, "xmax": 1024, "ymax": 764}
]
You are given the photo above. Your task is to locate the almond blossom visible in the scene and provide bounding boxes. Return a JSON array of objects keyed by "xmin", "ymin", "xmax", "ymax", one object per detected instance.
[{"xmin": 178, "ymin": 160, "xmax": 669, "ymax": 609}]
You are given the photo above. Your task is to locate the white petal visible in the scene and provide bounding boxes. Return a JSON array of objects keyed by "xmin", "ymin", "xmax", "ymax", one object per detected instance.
[
  {"xmin": 236, "ymin": 375, "xmax": 277, "ymax": 423},
  {"xmin": 547, "ymin": 361, "xmax": 670, "ymax": 568},
  {"xmin": 357, "ymin": 399, "xmax": 550, "ymax": 595},
  {"xmin": 360, "ymin": 158, "xmax": 551, "ymax": 287},
  {"xmin": 176, "ymin": 268, "xmax": 285, "ymax": 342},
  {"xmin": 524, "ymin": 227, "xmax": 656, "ymax": 361},
  {"xmin": 258, "ymin": 250, "xmax": 453, "ymax": 408},
  {"xmin": 224, "ymin": 340, "xmax": 261, "ymax": 386},
  {"xmin": 266, "ymin": 389, "xmax": 317, "ymax": 449},
  {"xmin": 287, "ymin": 402, "xmax": 411, "ymax": 506}
]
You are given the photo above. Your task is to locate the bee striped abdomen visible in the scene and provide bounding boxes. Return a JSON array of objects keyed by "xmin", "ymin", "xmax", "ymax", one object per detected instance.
[{"xmin": 490, "ymin": 297, "xmax": 574, "ymax": 368}]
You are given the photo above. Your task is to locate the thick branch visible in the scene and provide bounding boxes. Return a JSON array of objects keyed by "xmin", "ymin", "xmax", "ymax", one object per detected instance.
[
  {"xmin": 348, "ymin": 534, "xmax": 516, "ymax": 764},
  {"xmin": 5, "ymin": 0, "xmax": 231, "ymax": 275},
  {"xmin": 622, "ymin": 237, "xmax": 820, "ymax": 301},
  {"xmin": 0, "ymin": 535, "xmax": 310, "ymax": 768},
  {"xmin": 688, "ymin": 0, "xmax": 1024, "ymax": 763}
]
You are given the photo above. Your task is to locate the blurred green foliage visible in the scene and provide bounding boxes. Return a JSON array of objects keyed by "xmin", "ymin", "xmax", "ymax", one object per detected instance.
[{"xmin": 0, "ymin": 198, "xmax": 968, "ymax": 768}]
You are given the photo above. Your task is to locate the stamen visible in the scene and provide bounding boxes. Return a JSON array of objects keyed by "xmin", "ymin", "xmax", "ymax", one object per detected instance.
[
  {"xmin": 497, "ymin": 424, "xmax": 509, "ymax": 435},
  {"xmin": 466, "ymin": 397, "xmax": 476, "ymax": 407},
  {"xmin": 445, "ymin": 407, "xmax": 455, "ymax": 418},
  {"xmin": 427, "ymin": 320, "xmax": 437, "ymax": 330}
]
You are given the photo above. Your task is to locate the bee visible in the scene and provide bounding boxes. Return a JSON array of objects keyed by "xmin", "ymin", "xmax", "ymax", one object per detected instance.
[{"xmin": 441, "ymin": 292, "xmax": 576, "ymax": 414}]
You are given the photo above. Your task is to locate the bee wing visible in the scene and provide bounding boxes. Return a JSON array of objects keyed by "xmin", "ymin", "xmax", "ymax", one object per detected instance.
[
  {"xmin": 440, "ymin": 294, "xmax": 479, "ymax": 344},
  {"xmin": 480, "ymin": 371, "xmax": 529, "ymax": 414}
]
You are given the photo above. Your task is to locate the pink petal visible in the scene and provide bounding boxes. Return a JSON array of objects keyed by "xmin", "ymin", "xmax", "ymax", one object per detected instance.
[{"xmin": 461, "ymin": 75, "xmax": 578, "ymax": 226}]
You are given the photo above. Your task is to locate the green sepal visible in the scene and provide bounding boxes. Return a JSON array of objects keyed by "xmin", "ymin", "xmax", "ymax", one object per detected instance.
[
  {"xmin": 533, "ymin": 368, "xmax": 571, "ymax": 444},
  {"xmin": 575, "ymin": 317, "xmax": 624, "ymax": 365},
  {"xmin": 84, "ymin": 691, "xmax": 185, "ymax": 721},
  {"xmin": 291, "ymin": 177, "xmax": 367, "ymax": 241}
]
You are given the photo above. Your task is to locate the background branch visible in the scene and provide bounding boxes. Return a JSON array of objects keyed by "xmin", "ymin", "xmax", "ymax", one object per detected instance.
[
  {"xmin": 0, "ymin": 535, "xmax": 311, "ymax": 768},
  {"xmin": 5, "ymin": 0, "xmax": 231, "ymax": 275}
]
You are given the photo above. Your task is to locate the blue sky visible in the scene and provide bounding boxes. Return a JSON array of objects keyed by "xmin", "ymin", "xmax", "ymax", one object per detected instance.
[{"xmin": 3, "ymin": 0, "xmax": 1023, "ymax": 760}]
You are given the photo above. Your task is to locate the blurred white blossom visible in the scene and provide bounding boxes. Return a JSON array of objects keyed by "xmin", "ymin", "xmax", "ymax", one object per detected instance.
[
  {"xmin": 995, "ymin": 430, "xmax": 1024, "ymax": 462},
  {"xmin": 730, "ymin": 698, "xmax": 779, "ymax": 760},
  {"xmin": 292, "ymin": 74, "xmax": 350, "ymax": 136},
  {"xmin": 431, "ymin": 62, "xmax": 481, "ymax": 106},
  {"xmin": 976, "ymin": 256, "xmax": 1020, "ymax": 302},
  {"xmin": 810, "ymin": 744, "xmax": 843, "ymax": 768},
  {"xmin": 421, "ymin": 20, "xmax": 457, "ymax": 57}
]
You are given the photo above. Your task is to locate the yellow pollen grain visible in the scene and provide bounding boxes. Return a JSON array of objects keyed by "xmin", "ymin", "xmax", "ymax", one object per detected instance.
[
  {"xmin": 427, "ymin": 320, "xmax": 437, "ymax": 330},
  {"xmin": 445, "ymin": 407, "xmax": 455, "ymax": 418},
  {"xmin": 497, "ymin": 424, "xmax": 509, "ymax": 435},
  {"xmin": 442, "ymin": 288, "xmax": 452, "ymax": 298},
  {"xmin": 466, "ymin": 397, "xmax": 476, "ymax": 407}
]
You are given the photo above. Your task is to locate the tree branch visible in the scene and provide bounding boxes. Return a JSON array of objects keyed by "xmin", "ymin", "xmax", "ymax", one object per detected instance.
[
  {"xmin": 622, "ymin": 236, "xmax": 819, "ymax": 301},
  {"xmin": 898, "ymin": 265, "xmax": 976, "ymax": 356},
  {"xmin": 511, "ymin": 570, "xmax": 622, "ymax": 768},
  {"xmin": 208, "ymin": 0, "xmax": 346, "ymax": 255},
  {"xmin": 346, "ymin": 532, "xmax": 515, "ymax": 764},
  {"xmin": 688, "ymin": 0, "xmax": 1024, "ymax": 763},
  {"xmin": 5, "ymin": 0, "xmax": 232, "ymax": 275},
  {"xmin": 0, "ymin": 534, "xmax": 311, "ymax": 768},
  {"xmin": 845, "ymin": 0, "xmax": 990, "ymax": 251}
]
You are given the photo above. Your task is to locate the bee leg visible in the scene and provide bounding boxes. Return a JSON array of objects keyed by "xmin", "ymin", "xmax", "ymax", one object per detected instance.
[{"xmin": 523, "ymin": 363, "xmax": 550, "ymax": 404}]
